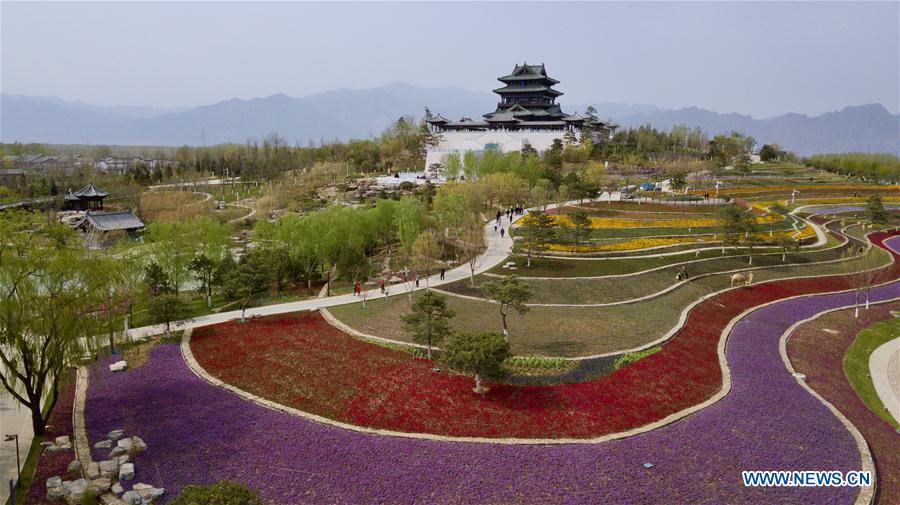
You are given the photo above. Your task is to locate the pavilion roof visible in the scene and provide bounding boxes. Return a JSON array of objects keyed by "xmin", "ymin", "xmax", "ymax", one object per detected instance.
[
  {"xmin": 75, "ymin": 210, "xmax": 145, "ymax": 232},
  {"xmin": 497, "ymin": 63, "xmax": 560, "ymax": 84},
  {"xmin": 425, "ymin": 114, "xmax": 450, "ymax": 124},
  {"xmin": 72, "ymin": 183, "xmax": 108, "ymax": 199}
]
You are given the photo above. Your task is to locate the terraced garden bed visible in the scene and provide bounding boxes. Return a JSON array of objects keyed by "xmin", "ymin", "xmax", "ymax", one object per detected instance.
[
  {"xmin": 490, "ymin": 233, "xmax": 841, "ymax": 278},
  {"xmin": 333, "ymin": 236, "xmax": 892, "ymax": 354},
  {"xmin": 442, "ymin": 240, "xmax": 854, "ymax": 305},
  {"xmin": 786, "ymin": 304, "xmax": 900, "ymax": 505},
  {"xmin": 81, "ymin": 235, "xmax": 900, "ymax": 504},
  {"xmin": 191, "ymin": 232, "xmax": 897, "ymax": 438}
]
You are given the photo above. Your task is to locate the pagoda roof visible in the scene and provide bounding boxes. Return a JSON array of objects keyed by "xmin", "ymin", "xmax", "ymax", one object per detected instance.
[
  {"xmin": 563, "ymin": 114, "xmax": 584, "ymax": 122},
  {"xmin": 484, "ymin": 103, "xmax": 568, "ymax": 122},
  {"xmin": 497, "ymin": 63, "xmax": 560, "ymax": 84},
  {"xmin": 425, "ymin": 114, "xmax": 450, "ymax": 124},
  {"xmin": 493, "ymin": 85, "xmax": 563, "ymax": 96},
  {"xmin": 72, "ymin": 183, "xmax": 108, "ymax": 198},
  {"xmin": 75, "ymin": 210, "xmax": 145, "ymax": 232},
  {"xmin": 64, "ymin": 189, "xmax": 81, "ymax": 201}
]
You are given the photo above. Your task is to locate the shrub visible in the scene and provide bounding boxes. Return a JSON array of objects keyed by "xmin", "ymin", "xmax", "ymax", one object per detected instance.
[
  {"xmin": 613, "ymin": 346, "xmax": 661, "ymax": 370},
  {"xmin": 169, "ymin": 481, "xmax": 262, "ymax": 505}
]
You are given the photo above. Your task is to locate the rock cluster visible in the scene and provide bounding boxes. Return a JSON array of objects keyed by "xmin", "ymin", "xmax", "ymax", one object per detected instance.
[{"xmin": 46, "ymin": 430, "xmax": 164, "ymax": 505}]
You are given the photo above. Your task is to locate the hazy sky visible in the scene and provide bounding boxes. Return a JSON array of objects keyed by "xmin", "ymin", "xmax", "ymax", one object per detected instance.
[{"xmin": 2, "ymin": 1, "xmax": 898, "ymax": 118}]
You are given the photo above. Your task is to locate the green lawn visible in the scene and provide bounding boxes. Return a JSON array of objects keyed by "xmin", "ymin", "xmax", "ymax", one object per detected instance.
[
  {"xmin": 492, "ymin": 232, "xmax": 840, "ymax": 278},
  {"xmin": 330, "ymin": 245, "xmax": 892, "ymax": 357},
  {"xmin": 843, "ymin": 317, "xmax": 900, "ymax": 428},
  {"xmin": 445, "ymin": 240, "xmax": 851, "ymax": 305}
]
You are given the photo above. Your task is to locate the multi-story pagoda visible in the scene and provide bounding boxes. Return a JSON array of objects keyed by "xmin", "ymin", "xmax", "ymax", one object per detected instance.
[
  {"xmin": 482, "ymin": 63, "xmax": 581, "ymax": 129},
  {"xmin": 423, "ymin": 63, "xmax": 618, "ymax": 171}
]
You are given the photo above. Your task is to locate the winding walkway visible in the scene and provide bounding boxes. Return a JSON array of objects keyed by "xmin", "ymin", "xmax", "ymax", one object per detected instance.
[
  {"xmin": 80, "ymin": 236, "xmax": 900, "ymax": 504},
  {"xmin": 870, "ymin": 337, "xmax": 900, "ymax": 424}
]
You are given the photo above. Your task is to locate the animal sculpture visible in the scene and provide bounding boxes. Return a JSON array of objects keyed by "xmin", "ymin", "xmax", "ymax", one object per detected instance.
[{"xmin": 730, "ymin": 272, "xmax": 755, "ymax": 287}]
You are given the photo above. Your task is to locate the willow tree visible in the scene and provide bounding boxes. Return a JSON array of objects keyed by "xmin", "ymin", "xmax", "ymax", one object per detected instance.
[
  {"xmin": 0, "ymin": 212, "xmax": 107, "ymax": 436},
  {"xmin": 394, "ymin": 196, "xmax": 424, "ymax": 274}
]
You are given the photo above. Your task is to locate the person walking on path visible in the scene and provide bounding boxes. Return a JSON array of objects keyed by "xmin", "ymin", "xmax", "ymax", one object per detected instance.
[
  {"xmin": 379, "ymin": 279, "xmax": 385, "ymax": 294},
  {"xmin": 500, "ymin": 228, "xmax": 505, "ymax": 238},
  {"xmin": 415, "ymin": 275, "xmax": 420, "ymax": 288},
  {"xmin": 354, "ymin": 281, "xmax": 361, "ymax": 296},
  {"xmin": 440, "ymin": 267, "xmax": 445, "ymax": 280}
]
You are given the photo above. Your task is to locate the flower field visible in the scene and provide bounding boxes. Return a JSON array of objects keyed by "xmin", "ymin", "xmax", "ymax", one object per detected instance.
[
  {"xmin": 786, "ymin": 304, "xmax": 900, "ymax": 505},
  {"xmin": 180, "ymin": 233, "xmax": 900, "ymax": 440},
  {"xmin": 694, "ymin": 183, "xmax": 891, "ymax": 195},
  {"xmin": 544, "ymin": 212, "xmax": 781, "ymax": 229},
  {"xmin": 542, "ymin": 225, "xmax": 815, "ymax": 253},
  {"xmin": 82, "ymin": 238, "xmax": 900, "ymax": 503}
]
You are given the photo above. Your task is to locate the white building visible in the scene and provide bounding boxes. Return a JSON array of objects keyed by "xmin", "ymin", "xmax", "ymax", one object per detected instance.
[{"xmin": 424, "ymin": 63, "xmax": 616, "ymax": 172}]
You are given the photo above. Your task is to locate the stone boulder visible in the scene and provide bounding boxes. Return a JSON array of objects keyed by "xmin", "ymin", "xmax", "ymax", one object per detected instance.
[
  {"xmin": 107, "ymin": 429, "xmax": 125, "ymax": 441},
  {"xmin": 99, "ymin": 459, "xmax": 119, "ymax": 479},
  {"xmin": 85, "ymin": 462, "xmax": 100, "ymax": 480},
  {"xmin": 119, "ymin": 462, "xmax": 135, "ymax": 481},
  {"xmin": 67, "ymin": 459, "xmax": 82, "ymax": 473},
  {"xmin": 89, "ymin": 477, "xmax": 112, "ymax": 492},
  {"xmin": 121, "ymin": 490, "xmax": 142, "ymax": 505},
  {"xmin": 94, "ymin": 439, "xmax": 112, "ymax": 449}
]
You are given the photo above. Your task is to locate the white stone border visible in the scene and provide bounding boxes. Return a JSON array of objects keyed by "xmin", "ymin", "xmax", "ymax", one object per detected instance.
[{"xmin": 180, "ymin": 283, "xmax": 899, "ymax": 449}]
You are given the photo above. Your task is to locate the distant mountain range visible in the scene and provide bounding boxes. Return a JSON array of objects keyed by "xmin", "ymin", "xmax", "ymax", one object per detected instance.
[{"xmin": 2, "ymin": 84, "xmax": 897, "ymax": 156}]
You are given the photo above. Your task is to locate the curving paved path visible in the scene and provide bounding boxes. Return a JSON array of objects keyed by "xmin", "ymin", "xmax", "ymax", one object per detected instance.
[
  {"xmin": 82, "ymin": 236, "xmax": 900, "ymax": 504},
  {"xmin": 870, "ymin": 337, "xmax": 900, "ymax": 424}
]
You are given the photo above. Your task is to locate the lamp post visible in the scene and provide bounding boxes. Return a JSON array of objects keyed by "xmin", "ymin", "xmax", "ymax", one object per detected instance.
[
  {"xmin": 715, "ymin": 180, "xmax": 722, "ymax": 198},
  {"xmin": 4, "ymin": 434, "xmax": 20, "ymax": 487},
  {"xmin": 791, "ymin": 189, "xmax": 799, "ymax": 205}
]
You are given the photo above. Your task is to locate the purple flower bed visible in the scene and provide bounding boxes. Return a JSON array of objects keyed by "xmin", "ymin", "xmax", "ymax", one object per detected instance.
[
  {"xmin": 83, "ymin": 238, "xmax": 900, "ymax": 504},
  {"xmin": 805, "ymin": 204, "xmax": 900, "ymax": 215}
]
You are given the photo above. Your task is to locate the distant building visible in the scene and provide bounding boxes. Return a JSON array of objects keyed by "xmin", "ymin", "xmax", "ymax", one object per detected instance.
[
  {"xmin": 3, "ymin": 154, "xmax": 78, "ymax": 174},
  {"xmin": 97, "ymin": 156, "xmax": 175, "ymax": 175},
  {"xmin": 0, "ymin": 168, "xmax": 27, "ymax": 189},
  {"xmin": 424, "ymin": 63, "xmax": 618, "ymax": 171}
]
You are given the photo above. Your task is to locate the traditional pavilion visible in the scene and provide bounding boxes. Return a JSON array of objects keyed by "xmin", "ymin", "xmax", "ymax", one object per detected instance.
[
  {"xmin": 424, "ymin": 63, "xmax": 617, "ymax": 171},
  {"xmin": 63, "ymin": 183, "xmax": 109, "ymax": 211},
  {"xmin": 74, "ymin": 210, "xmax": 145, "ymax": 247}
]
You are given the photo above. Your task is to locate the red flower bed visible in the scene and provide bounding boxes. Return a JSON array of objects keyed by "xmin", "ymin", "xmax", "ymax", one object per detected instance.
[
  {"xmin": 22, "ymin": 369, "xmax": 78, "ymax": 505},
  {"xmin": 786, "ymin": 303, "xmax": 900, "ymax": 505},
  {"xmin": 191, "ymin": 231, "xmax": 899, "ymax": 438}
]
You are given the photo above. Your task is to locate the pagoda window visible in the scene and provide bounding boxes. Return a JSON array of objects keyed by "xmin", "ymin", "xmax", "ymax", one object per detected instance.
[{"xmin": 519, "ymin": 80, "xmax": 525, "ymax": 86}]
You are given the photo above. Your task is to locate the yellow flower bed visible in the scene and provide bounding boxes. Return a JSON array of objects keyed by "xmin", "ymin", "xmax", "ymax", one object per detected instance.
[
  {"xmin": 692, "ymin": 184, "xmax": 892, "ymax": 196},
  {"xmin": 754, "ymin": 196, "xmax": 900, "ymax": 207},
  {"xmin": 541, "ymin": 225, "xmax": 815, "ymax": 253},
  {"xmin": 548, "ymin": 213, "xmax": 780, "ymax": 229},
  {"xmin": 545, "ymin": 237, "xmax": 697, "ymax": 253}
]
